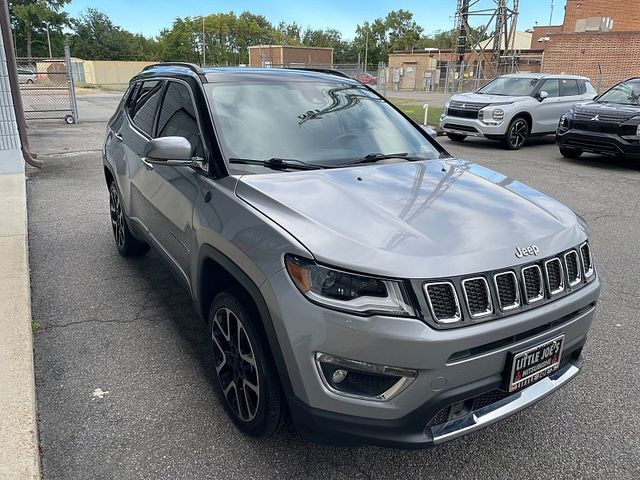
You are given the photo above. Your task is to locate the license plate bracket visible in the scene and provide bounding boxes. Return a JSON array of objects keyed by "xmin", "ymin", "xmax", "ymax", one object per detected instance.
[{"xmin": 507, "ymin": 335, "xmax": 565, "ymax": 393}]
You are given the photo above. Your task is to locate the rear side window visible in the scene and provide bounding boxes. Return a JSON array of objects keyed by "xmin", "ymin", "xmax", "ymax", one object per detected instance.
[
  {"xmin": 577, "ymin": 80, "xmax": 587, "ymax": 94},
  {"xmin": 129, "ymin": 80, "xmax": 164, "ymax": 136},
  {"xmin": 561, "ymin": 79, "xmax": 579, "ymax": 96},
  {"xmin": 156, "ymin": 81, "xmax": 204, "ymax": 157}
]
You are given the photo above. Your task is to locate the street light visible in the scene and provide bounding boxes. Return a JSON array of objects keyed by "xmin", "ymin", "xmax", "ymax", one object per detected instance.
[
  {"xmin": 44, "ymin": 21, "xmax": 52, "ymax": 58},
  {"xmin": 193, "ymin": 16, "xmax": 206, "ymax": 66}
]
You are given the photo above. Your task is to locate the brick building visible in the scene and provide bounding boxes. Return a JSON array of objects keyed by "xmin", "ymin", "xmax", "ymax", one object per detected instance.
[
  {"xmin": 248, "ymin": 45, "xmax": 333, "ymax": 68},
  {"xmin": 542, "ymin": 0, "xmax": 640, "ymax": 91}
]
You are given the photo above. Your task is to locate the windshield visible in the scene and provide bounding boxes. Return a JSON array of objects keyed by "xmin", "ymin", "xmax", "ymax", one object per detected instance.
[
  {"xmin": 205, "ymin": 80, "xmax": 439, "ymax": 167},
  {"xmin": 477, "ymin": 76, "xmax": 539, "ymax": 96},
  {"xmin": 596, "ymin": 80, "xmax": 640, "ymax": 105}
]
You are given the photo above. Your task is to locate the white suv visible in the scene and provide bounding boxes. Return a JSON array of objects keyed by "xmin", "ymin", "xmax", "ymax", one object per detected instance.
[{"xmin": 440, "ymin": 73, "xmax": 597, "ymax": 149}]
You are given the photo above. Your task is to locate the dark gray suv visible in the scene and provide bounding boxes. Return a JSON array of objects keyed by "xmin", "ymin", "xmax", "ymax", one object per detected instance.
[{"xmin": 103, "ymin": 63, "xmax": 600, "ymax": 448}]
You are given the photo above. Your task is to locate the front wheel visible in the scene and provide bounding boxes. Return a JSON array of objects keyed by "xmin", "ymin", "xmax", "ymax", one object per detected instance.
[
  {"xmin": 108, "ymin": 182, "xmax": 149, "ymax": 257},
  {"xmin": 559, "ymin": 146, "xmax": 583, "ymax": 159},
  {"xmin": 209, "ymin": 289, "xmax": 286, "ymax": 438},
  {"xmin": 447, "ymin": 133, "xmax": 467, "ymax": 142},
  {"xmin": 502, "ymin": 117, "xmax": 529, "ymax": 150}
]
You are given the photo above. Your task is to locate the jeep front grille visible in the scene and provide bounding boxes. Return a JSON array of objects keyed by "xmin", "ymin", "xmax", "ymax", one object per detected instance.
[
  {"xmin": 494, "ymin": 272, "xmax": 520, "ymax": 311},
  {"xmin": 545, "ymin": 258, "xmax": 564, "ymax": 295},
  {"xmin": 424, "ymin": 282, "xmax": 461, "ymax": 324},
  {"xmin": 521, "ymin": 265, "xmax": 544, "ymax": 303},
  {"xmin": 420, "ymin": 242, "xmax": 595, "ymax": 328},
  {"xmin": 462, "ymin": 277, "xmax": 492, "ymax": 319},
  {"xmin": 564, "ymin": 250, "xmax": 581, "ymax": 286}
]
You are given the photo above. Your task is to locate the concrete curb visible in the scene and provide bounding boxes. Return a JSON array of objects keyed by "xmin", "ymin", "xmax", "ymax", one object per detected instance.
[{"xmin": 0, "ymin": 154, "xmax": 41, "ymax": 480}]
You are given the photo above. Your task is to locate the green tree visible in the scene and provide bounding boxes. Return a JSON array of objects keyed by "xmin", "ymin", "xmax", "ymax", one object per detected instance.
[
  {"xmin": 385, "ymin": 9, "xmax": 423, "ymax": 52},
  {"xmin": 9, "ymin": 0, "xmax": 70, "ymax": 57},
  {"xmin": 68, "ymin": 8, "xmax": 158, "ymax": 61}
]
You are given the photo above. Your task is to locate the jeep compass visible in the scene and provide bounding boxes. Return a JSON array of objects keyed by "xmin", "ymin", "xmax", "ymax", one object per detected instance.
[{"xmin": 103, "ymin": 63, "xmax": 600, "ymax": 448}]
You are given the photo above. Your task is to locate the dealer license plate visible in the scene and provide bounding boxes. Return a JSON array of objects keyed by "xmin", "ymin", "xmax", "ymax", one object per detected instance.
[{"xmin": 508, "ymin": 335, "xmax": 564, "ymax": 393}]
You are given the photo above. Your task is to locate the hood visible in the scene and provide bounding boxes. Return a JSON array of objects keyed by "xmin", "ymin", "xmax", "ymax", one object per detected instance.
[
  {"xmin": 450, "ymin": 92, "xmax": 530, "ymax": 105},
  {"xmin": 574, "ymin": 101, "xmax": 640, "ymax": 119},
  {"xmin": 236, "ymin": 160, "xmax": 587, "ymax": 279}
]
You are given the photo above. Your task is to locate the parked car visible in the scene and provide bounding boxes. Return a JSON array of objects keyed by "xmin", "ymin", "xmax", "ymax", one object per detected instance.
[
  {"xmin": 440, "ymin": 73, "xmax": 597, "ymax": 149},
  {"xmin": 103, "ymin": 64, "xmax": 600, "ymax": 448},
  {"xmin": 356, "ymin": 73, "xmax": 377, "ymax": 85},
  {"xmin": 17, "ymin": 67, "xmax": 36, "ymax": 84},
  {"xmin": 556, "ymin": 77, "xmax": 640, "ymax": 159}
]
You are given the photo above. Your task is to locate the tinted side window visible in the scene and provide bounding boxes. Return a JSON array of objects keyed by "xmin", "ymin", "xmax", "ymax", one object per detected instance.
[
  {"xmin": 130, "ymin": 80, "xmax": 164, "ymax": 136},
  {"xmin": 540, "ymin": 79, "xmax": 560, "ymax": 97},
  {"xmin": 561, "ymin": 79, "xmax": 579, "ymax": 96},
  {"xmin": 156, "ymin": 81, "xmax": 203, "ymax": 157},
  {"xmin": 577, "ymin": 80, "xmax": 587, "ymax": 94}
]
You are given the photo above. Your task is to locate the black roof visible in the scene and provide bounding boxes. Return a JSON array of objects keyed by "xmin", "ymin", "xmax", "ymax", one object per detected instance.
[{"xmin": 136, "ymin": 63, "xmax": 359, "ymax": 85}]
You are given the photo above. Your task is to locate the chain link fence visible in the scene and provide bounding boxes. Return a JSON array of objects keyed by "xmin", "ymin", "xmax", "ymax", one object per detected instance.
[{"xmin": 16, "ymin": 46, "xmax": 78, "ymax": 123}]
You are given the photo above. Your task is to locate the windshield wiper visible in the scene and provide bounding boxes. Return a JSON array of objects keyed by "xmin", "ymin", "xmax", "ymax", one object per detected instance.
[
  {"xmin": 228, "ymin": 157, "xmax": 326, "ymax": 170},
  {"xmin": 338, "ymin": 152, "xmax": 431, "ymax": 166}
]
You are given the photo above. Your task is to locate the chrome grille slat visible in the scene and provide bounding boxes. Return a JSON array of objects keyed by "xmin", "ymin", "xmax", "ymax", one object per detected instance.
[
  {"xmin": 494, "ymin": 272, "xmax": 520, "ymax": 311},
  {"xmin": 580, "ymin": 242, "xmax": 594, "ymax": 278},
  {"xmin": 564, "ymin": 251, "xmax": 581, "ymax": 286},
  {"xmin": 462, "ymin": 277, "xmax": 493, "ymax": 319},
  {"xmin": 545, "ymin": 258, "xmax": 564, "ymax": 295},
  {"xmin": 521, "ymin": 265, "xmax": 544, "ymax": 304},
  {"xmin": 424, "ymin": 282, "xmax": 461, "ymax": 324}
]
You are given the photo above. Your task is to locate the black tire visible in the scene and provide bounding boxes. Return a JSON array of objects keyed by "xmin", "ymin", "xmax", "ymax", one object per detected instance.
[
  {"xmin": 108, "ymin": 182, "xmax": 149, "ymax": 257},
  {"xmin": 502, "ymin": 117, "xmax": 529, "ymax": 150},
  {"xmin": 559, "ymin": 146, "xmax": 583, "ymax": 159},
  {"xmin": 447, "ymin": 133, "xmax": 467, "ymax": 142},
  {"xmin": 208, "ymin": 288, "xmax": 286, "ymax": 438}
]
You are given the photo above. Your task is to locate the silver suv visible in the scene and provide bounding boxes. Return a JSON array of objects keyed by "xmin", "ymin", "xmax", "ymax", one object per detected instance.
[
  {"xmin": 103, "ymin": 64, "xmax": 600, "ymax": 448},
  {"xmin": 440, "ymin": 73, "xmax": 597, "ymax": 149}
]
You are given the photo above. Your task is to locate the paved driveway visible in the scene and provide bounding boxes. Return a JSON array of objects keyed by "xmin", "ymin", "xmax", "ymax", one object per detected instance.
[{"xmin": 27, "ymin": 97, "xmax": 639, "ymax": 479}]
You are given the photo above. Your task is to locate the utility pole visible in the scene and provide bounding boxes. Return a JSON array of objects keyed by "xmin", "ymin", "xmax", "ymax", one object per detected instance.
[
  {"xmin": 363, "ymin": 27, "xmax": 369, "ymax": 74},
  {"xmin": 202, "ymin": 16, "xmax": 205, "ymax": 66},
  {"xmin": 548, "ymin": 0, "xmax": 554, "ymax": 28},
  {"xmin": 194, "ymin": 16, "xmax": 206, "ymax": 66},
  {"xmin": 45, "ymin": 21, "xmax": 52, "ymax": 57}
]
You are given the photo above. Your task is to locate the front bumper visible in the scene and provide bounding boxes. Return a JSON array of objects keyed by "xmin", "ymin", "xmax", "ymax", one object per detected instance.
[
  {"xmin": 440, "ymin": 115, "xmax": 507, "ymax": 138},
  {"xmin": 556, "ymin": 129, "xmax": 640, "ymax": 157},
  {"xmin": 261, "ymin": 269, "xmax": 600, "ymax": 448}
]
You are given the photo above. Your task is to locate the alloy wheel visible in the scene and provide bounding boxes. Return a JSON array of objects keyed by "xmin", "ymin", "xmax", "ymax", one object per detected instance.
[
  {"xmin": 109, "ymin": 187, "xmax": 125, "ymax": 249},
  {"xmin": 509, "ymin": 119, "xmax": 528, "ymax": 148},
  {"xmin": 211, "ymin": 307, "xmax": 260, "ymax": 422}
]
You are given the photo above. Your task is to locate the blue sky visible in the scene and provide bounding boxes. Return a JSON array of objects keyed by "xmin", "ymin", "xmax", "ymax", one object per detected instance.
[{"xmin": 64, "ymin": 0, "xmax": 565, "ymax": 38}]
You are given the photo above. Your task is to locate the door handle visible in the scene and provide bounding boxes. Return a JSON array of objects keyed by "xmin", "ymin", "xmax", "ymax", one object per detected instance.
[
  {"xmin": 114, "ymin": 132, "xmax": 123, "ymax": 142},
  {"xmin": 141, "ymin": 158, "xmax": 154, "ymax": 170}
]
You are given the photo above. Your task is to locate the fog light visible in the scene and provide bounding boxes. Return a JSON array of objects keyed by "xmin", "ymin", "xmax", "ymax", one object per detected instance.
[
  {"xmin": 332, "ymin": 369, "xmax": 348, "ymax": 384},
  {"xmin": 315, "ymin": 353, "xmax": 417, "ymax": 401}
]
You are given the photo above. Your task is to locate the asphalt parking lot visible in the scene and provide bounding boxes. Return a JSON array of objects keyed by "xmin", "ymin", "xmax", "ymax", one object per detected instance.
[{"xmin": 27, "ymin": 93, "xmax": 639, "ymax": 480}]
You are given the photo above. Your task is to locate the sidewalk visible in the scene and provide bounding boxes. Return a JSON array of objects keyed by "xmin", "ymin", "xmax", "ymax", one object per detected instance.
[{"xmin": 0, "ymin": 152, "xmax": 40, "ymax": 480}]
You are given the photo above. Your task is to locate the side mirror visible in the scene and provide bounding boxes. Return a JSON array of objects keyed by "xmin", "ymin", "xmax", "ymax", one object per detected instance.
[
  {"xmin": 143, "ymin": 137, "xmax": 194, "ymax": 166},
  {"xmin": 537, "ymin": 90, "xmax": 549, "ymax": 102}
]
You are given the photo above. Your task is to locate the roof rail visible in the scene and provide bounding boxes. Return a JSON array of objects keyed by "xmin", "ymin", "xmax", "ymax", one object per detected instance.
[
  {"xmin": 142, "ymin": 62, "xmax": 204, "ymax": 75},
  {"xmin": 287, "ymin": 67, "xmax": 353, "ymax": 79}
]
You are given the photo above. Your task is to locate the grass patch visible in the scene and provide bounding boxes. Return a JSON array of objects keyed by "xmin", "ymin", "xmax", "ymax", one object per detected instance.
[
  {"xmin": 390, "ymin": 98, "xmax": 442, "ymax": 126},
  {"xmin": 31, "ymin": 321, "xmax": 43, "ymax": 333}
]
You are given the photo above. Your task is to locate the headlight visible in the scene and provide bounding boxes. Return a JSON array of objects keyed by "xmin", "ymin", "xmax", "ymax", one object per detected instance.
[
  {"xmin": 492, "ymin": 109, "xmax": 504, "ymax": 121},
  {"xmin": 285, "ymin": 255, "xmax": 415, "ymax": 317},
  {"xmin": 443, "ymin": 101, "xmax": 450, "ymax": 116},
  {"xmin": 636, "ymin": 124, "xmax": 640, "ymax": 136}
]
